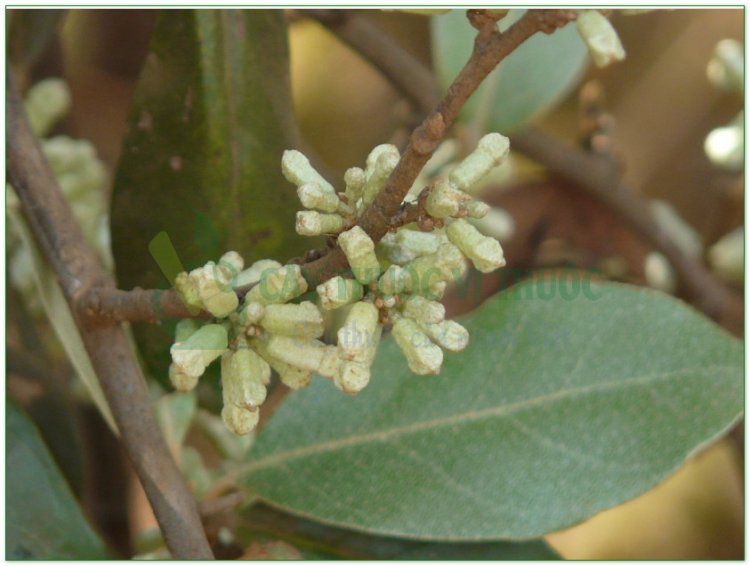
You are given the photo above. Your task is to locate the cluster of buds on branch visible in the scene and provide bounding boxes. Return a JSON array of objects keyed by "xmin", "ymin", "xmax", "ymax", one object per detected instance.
[{"xmin": 169, "ymin": 132, "xmax": 510, "ymax": 435}]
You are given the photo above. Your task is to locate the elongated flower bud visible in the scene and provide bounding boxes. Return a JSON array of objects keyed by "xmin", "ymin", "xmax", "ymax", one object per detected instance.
[
  {"xmin": 282, "ymin": 149, "xmax": 336, "ymax": 195},
  {"xmin": 250, "ymin": 337, "xmax": 313, "ymax": 390},
  {"xmin": 344, "ymin": 167, "xmax": 366, "ymax": 204},
  {"xmin": 402, "ymin": 295, "xmax": 445, "ymax": 325},
  {"xmin": 402, "ymin": 242, "xmax": 466, "ymax": 295},
  {"xmin": 576, "ymin": 11, "xmax": 626, "ymax": 68},
  {"xmin": 174, "ymin": 271, "xmax": 202, "ymax": 310},
  {"xmin": 193, "ymin": 262, "xmax": 239, "ymax": 317},
  {"xmin": 240, "ymin": 301, "xmax": 265, "ymax": 325},
  {"xmin": 221, "ymin": 404, "xmax": 259, "ymax": 436},
  {"xmin": 24, "ymin": 78, "xmax": 71, "ymax": 137},
  {"xmin": 337, "ymin": 302, "xmax": 379, "ymax": 363},
  {"xmin": 379, "ymin": 229, "xmax": 443, "ymax": 265},
  {"xmin": 449, "ymin": 133, "xmax": 510, "ymax": 191},
  {"xmin": 361, "ymin": 145, "xmax": 400, "ymax": 207},
  {"xmin": 298, "ymin": 182, "xmax": 341, "ymax": 213},
  {"xmin": 377, "ymin": 264, "xmax": 407, "ymax": 296},
  {"xmin": 221, "ymin": 348, "xmax": 269, "ymax": 411},
  {"xmin": 296, "ymin": 210, "xmax": 347, "ymax": 236},
  {"xmin": 708, "ymin": 226, "xmax": 744, "ymax": 285},
  {"xmin": 392, "ymin": 316, "xmax": 443, "ymax": 375},
  {"xmin": 233, "ymin": 259, "xmax": 282, "ymax": 289},
  {"xmin": 446, "ymin": 219, "xmax": 505, "ymax": 273},
  {"xmin": 338, "ymin": 226, "xmax": 381, "ymax": 284},
  {"xmin": 169, "ymin": 363, "xmax": 199, "ymax": 392},
  {"xmin": 317, "ymin": 276, "xmax": 364, "ymax": 310},
  {"xmin": 266, "ymin": 334, "xmax": 328, "ymax": 373},
  {"xmin": 218, "ymin": 251, "xmax": 244, "ymax": 277},
  {"xmin": 260, "ymin": 301, "xmax": 324, "ymax": 338},
  {"xmin": 466, "ymin": 200, "xmax": 491, "ymax": 219},
  {"xmin": 419, "ymin": 319, "xmax": 469, "ymax": 352},
  {"xmin": 170, "ymin": 323, "xmax": 228, "ymax": 378},
  {"xmin": 425, "ymin": 179, "xmax": 470, "ymax": 218},
  {"xmin": 244, "ymin": 264, "xmax": 308, "ymax": 305},
  {"xmin": 336, "ymin": 325, "xmax": 381, "ymax": 394}
]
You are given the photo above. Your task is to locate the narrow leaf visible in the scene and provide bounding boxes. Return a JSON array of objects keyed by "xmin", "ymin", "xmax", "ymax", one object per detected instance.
[
  {"xmin": 432, "ymin": 10, "xmax": 588, "ymax": 133},
  {"xmin": 240, "ymin": 280, "xmax": 742, "ymax": 540},
  {"xmin": 7, "ymin": 401, "xmax": 108, "ymax": 559},
  {"xmin": 111, "ymin": 10, "xmax": 310, "ymax": 385}
]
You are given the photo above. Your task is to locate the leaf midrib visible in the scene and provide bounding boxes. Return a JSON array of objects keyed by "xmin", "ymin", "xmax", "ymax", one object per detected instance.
[{"xmin": 238, "ymin": 365, "xmax": 736, "ymax": 478}]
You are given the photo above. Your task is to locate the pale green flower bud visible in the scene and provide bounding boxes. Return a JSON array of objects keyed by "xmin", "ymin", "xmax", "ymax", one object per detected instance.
[
  {"xmin": 335, "ymin": 325, "xmax": 381, "ymax": 394},
  {"xmin": 704, "ymin": 113, "xmax": 744, "ymax": 172},
  {"xmin": 402, "ymin": 295, "xmax": 445, "ymax": 325},
  {"xmin": 266, "ymin": 334, "xmax": 328, "ymax": 373},
  {"xmin": 317, "ymin": 276, "xmax": 364, "ymax": 310},
  {"xmin": 220, "ymin": 348, "xmax": 269, "ymax": 411},
  {"xmin": 425, "ymin": 179, "xmax": 470, "ymax": 218},
  {"xmin": 449, "ymin": 133, "xmax": 510, "ymax": 191},
  {"xmin": 392, "ymin": 316, "xmax": 443, "ymax": 375},
  {"xmin": 383, "ymin": 229, "xmax": 443, "ymax": 265},
  {"xmin": 317, "ymin": 345, "xmax": 343, "ymax": 379},
  {"xmin": 377, "ymin": 264, "xmax": 407, "ymax": 296},
  {"xmin": 240, "ymin": 301, "xmax": 265, "ymax": 325},
  {"xmin": 24, "ymin": 78, "xmax": 71, "ymax": 137},
  {"xmin": 219, "ymin": 251, "xmax": 244, "ymax": 276},
  {"xmin": 468, "ymin": 207, "xmax": 515, "ymax": 243},
  {"xmin": 250, "ymin": 337, "xmax": 313, "ymax": 390},
  {"xmin": 403, "ymin": 242, "xmax": 467, "ymax": 294},
  {"xmin": 174, "ymin": 271, "xmax": 202, "ymax": 310},
  {"xmin": 296, "ymin": 210, "xmax": 347, "ymax": 236},
  {"xmin": 244, "ymin": 264, "xmax": 308, "ymax": 305},
  {"xmin": 344, "ymin": 167, "xmax": 366, "ymax": 204},
  {"xmin": 233, "ymin": 259, "xmax": 282, "ymax": 288},
  {"xmin": 175, "ymin": 319, "xmax": 202, "ymax": 342},
  {"xmin": 338, "ymin": 226, "xmax": 381, "ymax": 284},
  {"xmin": 282, "ymin": 149, "xmax": 336, "ymax": 195},
  {"xmin": 337, "ymin": 301, "xmax": 380, "ymax": 363},
  {"xmin": 466, "ymin": 200, "xmax": 491, "ymax": 219},
  {"xmin": 419, "ymin": 319, "xmax": 469, "ymax": 352},
  {"xmin": 576, "ymin": 11, "xmax": 626, "ymax": 68},
  {"xmin": 644, "ymin": 252, "xmax": 677, "ymax": 294},
  {"xmin": 169, "ymin": 363, "xmax": 199, "ymax": 392},
  {"xmin": 361, "ymin": 144, "xmax": 400, "ymax": 207},
  {"xmin": 222, "ymin": 404, "xmax": 259, "ymax": 436},
  {"xmin": 708, "ymin": 226, "xmax": 744, "ymax": 285},
  {"xmin": 260, "ymin": 301, "xmax": 324, "ymax": 338},
  {"xmin": 170, "ymin": 323, "xmax": 228, "ymax": 378},
  {"xmin": 707, "ymin": 39, "xmax": 743, "ymax": 94},
  {"xmin": 193, "ymin": 262, "xmax": 239, "ymax": 317},
  {"xmin": 298, "ymin": 183, "xmax": 341, "ymax": 213},
  {"xmin": 446, "ymin": 219, "xmax": 505, "ymax": 273}
]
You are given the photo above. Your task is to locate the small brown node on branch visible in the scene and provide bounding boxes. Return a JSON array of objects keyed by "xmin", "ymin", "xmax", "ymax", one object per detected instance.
[
  {"xmin": 533, "ymin": 9, "xmax": 580, "ymax": 34},
  {"xmin": 413, "ymin": 113, "xmax": 446, "ymax": 155}
]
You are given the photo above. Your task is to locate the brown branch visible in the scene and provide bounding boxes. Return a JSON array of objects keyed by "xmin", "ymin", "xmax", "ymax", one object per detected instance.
[
  {"xmin": 6, "ymin": 73, "xmax": 214, "ymax": 559},
  {"xmin": 511, "ymin": 127, "xmax": 744, "ymax": 334}
]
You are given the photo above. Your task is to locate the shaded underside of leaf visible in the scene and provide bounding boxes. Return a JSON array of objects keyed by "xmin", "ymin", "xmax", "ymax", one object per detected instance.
[
  {"xmin": 432, "ymin": 9, "xmax": 588, "ymax": 133},
  {"xmin": 111, "ymin": 9, "xmax": 311, "ymax": 385},
  {"xmin": 6, "ymin": 401, "xmax": 108, "ymax": 559},
  {"xmin": 241, "ymin": 281, "xmax": 742, "ymax": 541}
]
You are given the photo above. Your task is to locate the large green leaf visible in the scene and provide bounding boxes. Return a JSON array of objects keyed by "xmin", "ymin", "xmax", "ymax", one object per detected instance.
[
  {"xmin": 240, "ymin": 504, "xmax": 559, "ymax": 559},
  {"xmin": 432, "ymin": 9, "xmax": 588, "ymax": 133},
  {"xmin": 111, "ymin": 10, "xmax": 310, "ymax": 385},
  {"xmin": 7, "ymin": 401, "xmax": 108, "ymax": 559},
  {"xmin": 239, "ymin": 281, "xmax": 742, "ymax": 540}
]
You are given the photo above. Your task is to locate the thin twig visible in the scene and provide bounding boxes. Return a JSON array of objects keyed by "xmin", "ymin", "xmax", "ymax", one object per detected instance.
[
  {"xmin": 6, "ymin": 73, "xmax": 214, "ymax": 560},
  {"xmin": 510, "ymin": 127, "xmax": 744, "ymax": 334}
]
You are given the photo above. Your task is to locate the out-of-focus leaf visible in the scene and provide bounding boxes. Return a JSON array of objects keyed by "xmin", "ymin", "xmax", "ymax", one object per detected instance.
[
  {"xmin": 240, "ymin": 281, "xmax": 742, "ymax": 540},
  {"xmin": 7, "ymin": 206, "xmax": 116, "ymax": 431},
  {"xmin": 432, "ymin": 9, "xmax": 588, "ymax": 133},
  {"xmin": 154, "ymin": 390, "xmax": 196, "ymax": 462},
  {"xmin": 7, "ymin": 9, "xmax": 64, "ymax": 69},
  {"xmin": 7, "ymin": 401, "xmax": 108, "ymax": 559},
  {"xmin": 240, "ymin": 504, "xmax": 560, "ymax": 559},
  {"xmin": 111, "ymin": 10, "xmax": 311, "ymax": 387}
]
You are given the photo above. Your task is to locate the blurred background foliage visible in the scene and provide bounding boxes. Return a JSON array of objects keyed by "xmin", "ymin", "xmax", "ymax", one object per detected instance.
[{"xmin": 6, "ymin": 8, "xmax": 743, "ymax": 559}]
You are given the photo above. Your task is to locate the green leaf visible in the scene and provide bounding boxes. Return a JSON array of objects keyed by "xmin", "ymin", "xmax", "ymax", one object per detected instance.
[
  {"xmin": 240, "ymin": 280, "xmax": 742, "ymax": 540},
  {"xmin": 7, "ymin": 401, "xmax": 108, "ymax": 559},
  {"xmin": 240, "ymin": 504, "xmax": 560, "ymax": 559},
  {"xmin": 111, "ymin": 10, "xmax": 310, "ymax": 386},
  {"xmin": 432, "ymin": 9, "xmax": 588, "ymax": 133}
]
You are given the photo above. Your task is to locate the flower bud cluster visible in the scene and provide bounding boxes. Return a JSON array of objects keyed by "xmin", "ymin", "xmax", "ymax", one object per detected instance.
[
  {"xmin": 7, "ymin": 79, "xmax": 112, "ymax": 314},
  {"xmin": 170, "ymin": 133, "xmax": 511, "ymax": 435}
]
